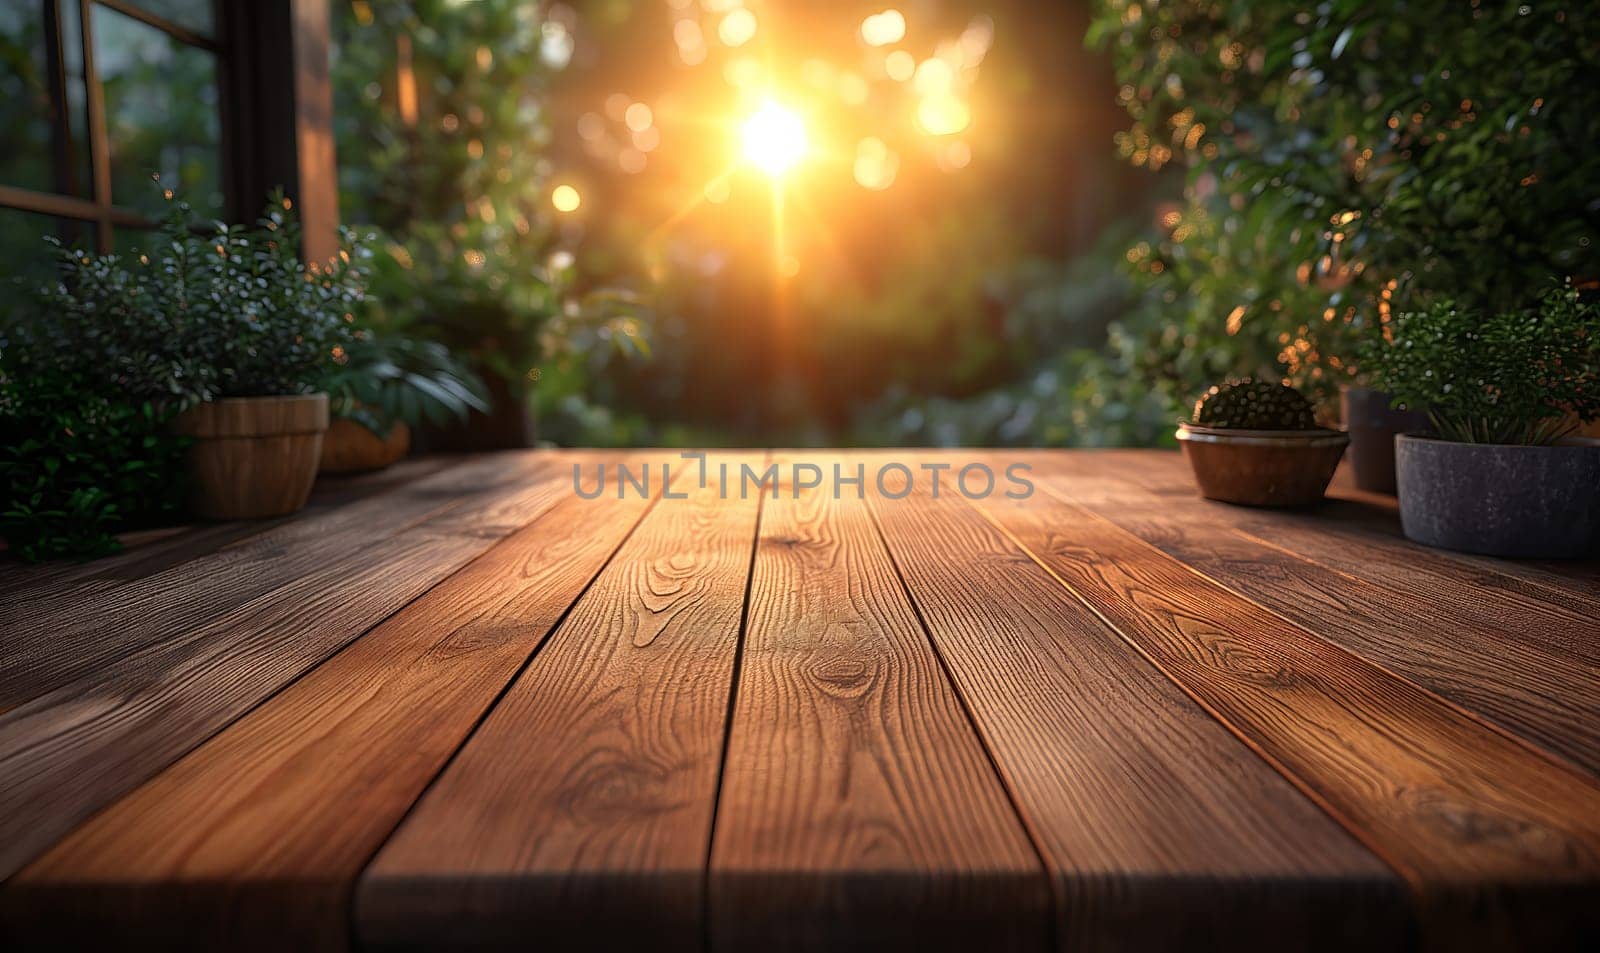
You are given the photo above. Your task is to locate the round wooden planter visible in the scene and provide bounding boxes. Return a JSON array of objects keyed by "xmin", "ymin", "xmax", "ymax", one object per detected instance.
[
  {"xmin": 171, "ymin": 393, "xmax": 329, "ymax": 520},
  {"xmin": 319, "ymin": 418, "xmax": 411, "ymax": 474}
]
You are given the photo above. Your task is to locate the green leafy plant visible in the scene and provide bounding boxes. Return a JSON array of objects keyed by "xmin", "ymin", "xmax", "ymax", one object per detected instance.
[
  {"xmin": 333, "ymin": 1, "xmax": 651, "ymax": 443},
  {"xmin": 0, "ymin": 370, "xmax": 188, "ymax": 561},
  {"xmin": 12, "ymin": 190, "xmax": 368, "ymax": 408},
  {"xmin": 1363, "ymin": 284, "xmax": 1600, "ymax": 445},
  {"xmin": 0, "ymin": 189, "xmax": 366, "ymax": 561},
  {"xmin": 1192, "ymin": 379, "xmax": 1319, "ymax": 430},
  {"xmin": 1088, "ymin": 0, "xmax": 1600, "ymax": 413},
  {"xmin": 323, "ymin": 332, "xmax": 489, "ymax": 436}
]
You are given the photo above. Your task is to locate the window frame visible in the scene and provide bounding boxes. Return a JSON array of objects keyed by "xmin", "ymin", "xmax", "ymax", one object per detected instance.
[{"xmin": 0, "ymin": 0, "xmax": 225, "ymax": 251}]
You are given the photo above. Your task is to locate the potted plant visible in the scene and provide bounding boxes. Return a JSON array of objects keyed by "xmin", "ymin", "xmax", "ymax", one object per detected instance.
[
  {"xmin": 320, "ymin": 332, "xmax": 489, "ymax": 473},
  {"xmin": 19, "ymin": 191, "xmax": 370, "ymax": 521},
  {"xmin": 1365, "ymin": 286, "xmax": 1600, "ymax": 558},
  {"xmin": 156, "ymin": 195, "xmax": 370, "ymax": 518},
  {"xmin": 1176, "ymin": 379, "xmax": 1349, "ymax": 506}
]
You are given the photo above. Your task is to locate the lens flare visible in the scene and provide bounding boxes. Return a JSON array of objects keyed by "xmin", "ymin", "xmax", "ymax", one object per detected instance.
[{"xmin": 740, "ymin": 100, "xmax": 808, "ymax": 176}]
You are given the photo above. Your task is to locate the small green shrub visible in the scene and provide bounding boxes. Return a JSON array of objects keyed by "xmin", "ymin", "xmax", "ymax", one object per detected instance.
[
  {"xmin": 0, "ymin": 371, "xmax": 189, "ymax": 561},
  {"xmin": 1, "ymin": 190, "xmax": 368, "ymax": 561},
  {"xmin": 1363, "ymin": 285, "xmax": 1600, "ymax": 445}
]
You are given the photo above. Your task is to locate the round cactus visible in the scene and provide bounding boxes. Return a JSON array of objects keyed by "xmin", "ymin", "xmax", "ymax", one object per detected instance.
[{"xmin": 1192, "ymin": 379, "xmax": 1319, "ymax": 430}]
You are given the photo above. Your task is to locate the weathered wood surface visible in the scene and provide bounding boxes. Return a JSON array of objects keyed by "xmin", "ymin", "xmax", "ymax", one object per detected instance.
[
  {"xmin": 709, "ymin": 456, "xmax": 1047, "ymax": 951},
  {"xmin": 3, "ymin": 456, "xmax": 661, "ymax": 951},
  {"xmin": 356, "ymin": 454, "xmax": 764, "ymax": 951},
  {"xmin": 1, "ymin": 449, "xmax": 1596, "ymax": 952},
  {"xmin": 976, "ymin": 473, "xmax": 1600, "ymax": 949},
  {"xmin": 865, "ymin": 462, "xmax": 1404, "ymax": 952}
]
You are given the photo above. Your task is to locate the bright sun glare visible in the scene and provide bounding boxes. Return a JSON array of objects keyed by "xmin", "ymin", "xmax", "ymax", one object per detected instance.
[{"xmin": 740, "ymin": 100, "xmax": 808, "ymax": 177}]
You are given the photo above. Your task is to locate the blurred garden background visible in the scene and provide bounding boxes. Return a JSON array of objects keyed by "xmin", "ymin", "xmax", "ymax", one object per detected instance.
[{"xmin": 6, "ymin": 0, "xmax": 1596, "ymax": 451}]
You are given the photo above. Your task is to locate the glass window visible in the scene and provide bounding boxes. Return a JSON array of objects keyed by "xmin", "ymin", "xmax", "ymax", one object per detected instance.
[
  {"xmin": 0, "ymin": 1, "xmax": 92, "ymax": 197},
  {"xmin": 124, "ymin": 0, "xmax": 215, "ymax": 39},
  {"xmin": 94, "ymin": 3, "xmax": 223, "ymax": 218},
  {"xmin": 0, "ymin": 208, "xmax": 89, "ymax": 284}
]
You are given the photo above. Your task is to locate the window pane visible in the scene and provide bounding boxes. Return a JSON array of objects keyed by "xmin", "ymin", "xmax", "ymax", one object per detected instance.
[
  {"xmin": 0, "ymin": 1, "xmax": 93, "ymax": 196},
  {"xmin": 94, "ymin": 4, "xmax": 223, "ymax": 217},
  {"xmin": 124, "ymin": 0, "xmax": 215, "ymax": 39},
  {"xmin": 0, "ymin": 208, "xmax": 90, "ymax": 285}
]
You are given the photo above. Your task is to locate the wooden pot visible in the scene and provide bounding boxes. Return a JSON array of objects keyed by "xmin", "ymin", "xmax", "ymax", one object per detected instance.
[
  {"xmin": 319, "ymin": 418, "xmax": 411, "ymax": 474},
  {"xmin": 172, "ymin": 394, "xmax": 329, "ymax": 520}
]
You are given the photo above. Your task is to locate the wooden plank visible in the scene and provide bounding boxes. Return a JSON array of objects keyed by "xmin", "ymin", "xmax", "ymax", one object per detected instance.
[
  {"xmin": 0, "ymin": 456, "xmax": 459, "ymax": 626},
  {"xmin": 977, "ymin": 487, "xmax": 1600, "ymax": 949},
  {"xmin": 356, "ymin": 453, "xmax": 765, "ymax": 952},
  {"xmin": 864, "ymin": 464, "xmax": 1402, "ymax": 952},
  {"xmin": 1049, "ymin": 450, "xmax": 1600, "ymax": 624},
  {"xmin": 0, "ymin": 462, "xmax": 660, "ymax": 951},
  {"xmin": 1029, "ymin": 474, "xmax": 1600, "ymax": 776},
  {"xmin": 0, "ymin": 452, "xmax": 574, "ymax": 880},
  {"xmin": 708, "ymin": 457, "xmax": 1048, "ymax": 951},
  {"xmin": 0, "ymin": 453, "xmax": 529, "ymax": 709}
]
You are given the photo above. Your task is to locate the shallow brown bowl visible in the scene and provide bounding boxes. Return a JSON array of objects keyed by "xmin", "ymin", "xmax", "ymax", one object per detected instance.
[{"xmin": 1175, "ymin": 424, "xmax": 1349, "ymax": 507}]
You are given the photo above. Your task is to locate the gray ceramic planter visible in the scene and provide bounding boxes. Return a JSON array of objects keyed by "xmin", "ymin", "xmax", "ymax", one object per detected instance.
[
  {"xmin": 1395, "ymin": 435, "xmax": 1600, "ymax": 558},
  {"xmin": 1341, "ymin": 387, "xmax": 1430, "ymax": 494}
]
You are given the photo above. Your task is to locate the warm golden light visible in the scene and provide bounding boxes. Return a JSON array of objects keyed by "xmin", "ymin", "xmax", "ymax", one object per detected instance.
[
  {"xmin": 718, "ymin": 9, "xmax": 757, "ymax": 48},
  {"xmin": 741, "ymin": 100, "xmax": 808, "ymax": 176},
  {"xmin": 860, "ymin": 10, "xmax": 906, "ymax": 47},
  {"xmin": 917, "ymin": 94, "xmax": 971, "ymax": 135},
  {"xmin": 884, "ymin": 49, "xmax": 915, "ymax": 82},
  {"xmin": 551, "ymin": 184, "xmax": 581, "ymax": 212}
]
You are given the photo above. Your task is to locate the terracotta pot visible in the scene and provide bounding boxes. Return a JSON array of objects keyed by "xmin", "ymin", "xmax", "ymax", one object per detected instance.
[
  {"xmin": 171, "ymin": 394, "xmax": 329, "ymax": 520},
  {"xmin": 319, "ymin": 418, "xmax": 411, "ymax": 474},
  {"xmin": 1176, "ymin": 423, "xmax": 1349, "ymax": 507}
]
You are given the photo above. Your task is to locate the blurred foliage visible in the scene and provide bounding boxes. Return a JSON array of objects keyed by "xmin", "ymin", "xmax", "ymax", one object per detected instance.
[
  {"xmin": 851, "ymin": 227, "xmax": 1176, "ymax": 447},
  {"xmin": 883, "ymin": 0, "xmax": 1600, "ymax": 447},
  {"xmin": 0, "ymin": 370, "xmax": 188, "ymax": 562},
  {"xmin": 1363, "ymin": 282, "xmax": 1600, "ymax": 445},
  {"xmin": 1088, "ymin": 0, "xmax": 1600, "ymax": 412},
  {"xmin": 322, "ymin": 331, "xmax": 488, "ymax": 437},
  {"xmin": 331, "ymin": 0, "xmax": 647, "ymax": 440}
]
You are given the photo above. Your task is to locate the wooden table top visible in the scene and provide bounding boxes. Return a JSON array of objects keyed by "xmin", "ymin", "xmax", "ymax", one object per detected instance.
[{"xmin": 1, "ymin": 450, "xmax": 1596, "ymax": 952}]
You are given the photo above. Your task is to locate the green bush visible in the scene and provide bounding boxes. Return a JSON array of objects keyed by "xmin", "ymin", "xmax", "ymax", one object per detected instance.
[
  {"xmin": 1363, "ymin": 284, "xmax": 1600, "ymax": 445},
  {"xmin": 1, "ymin": 191, "xmax": 367, "ymax": 561},
  {"xmin": 0, "ymin": 371, "xmax": 188, "ymax": 561},
  {"xmin": 1089, "ymin": 0, "xmax": 1600, "ymax": 413}
]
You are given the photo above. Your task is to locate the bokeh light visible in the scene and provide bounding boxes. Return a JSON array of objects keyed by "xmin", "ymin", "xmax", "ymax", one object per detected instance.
[
  {"xmin": 551, "ymin": 184, "xmax": 581, "ymax": 212},
  {"xmin": 853, "ymin": 137, "xmax": 899, "ymax": 190},
  {"xmin": 718, "ymin": 9, "xmax": 757, "ymax": 48},
  {"xmin": 860, "ymin": 10, "xmax": 907, "ymax": 47}
]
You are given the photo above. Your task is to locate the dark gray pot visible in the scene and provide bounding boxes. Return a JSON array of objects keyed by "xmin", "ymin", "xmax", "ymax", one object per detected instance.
[
  {"xmin": 1395, "ymin": 435, "xmax": 1600, "ymax": 558},
  {"xmin": 1341, "ymin": 386, "xmax": 1430, "ymax": 494}
]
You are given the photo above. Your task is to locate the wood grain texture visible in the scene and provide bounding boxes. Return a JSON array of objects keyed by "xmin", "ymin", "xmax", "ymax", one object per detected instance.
[
  {"xmin": 1031, "ymin": 475, "xmax": 1600, "ymax": 776},
  {"xmin": 0, "ymin": 453, "xmax": 570, "ymax": 881},
  {"xmin": 0, "ymin": 455, "xmax": 457, "ymax": 621},
  {"xmin": 0, "ymin": 461, "xmax": 661, "ymax": 952},
  {"xmin": 709, "ymin": 457, "xmax": 1048, "ymax": 951},
  {"xmin": 864, "ymin": 462, "xmax": 1402, "ymax": 952},
  {"xmin": 977, "ymin": 485, "xmax": 1600, "ymax": 949},
  {"xmin": 0, "ymin": 452, "xmax": 528, "ymax": 709},
  {"xmin": 1045, "ymin": 450, "xmax": 1600, "ymax": 630},
  {"xmin": 356, "ymin": 454, "xmax": 765, "ymax": 952}
]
